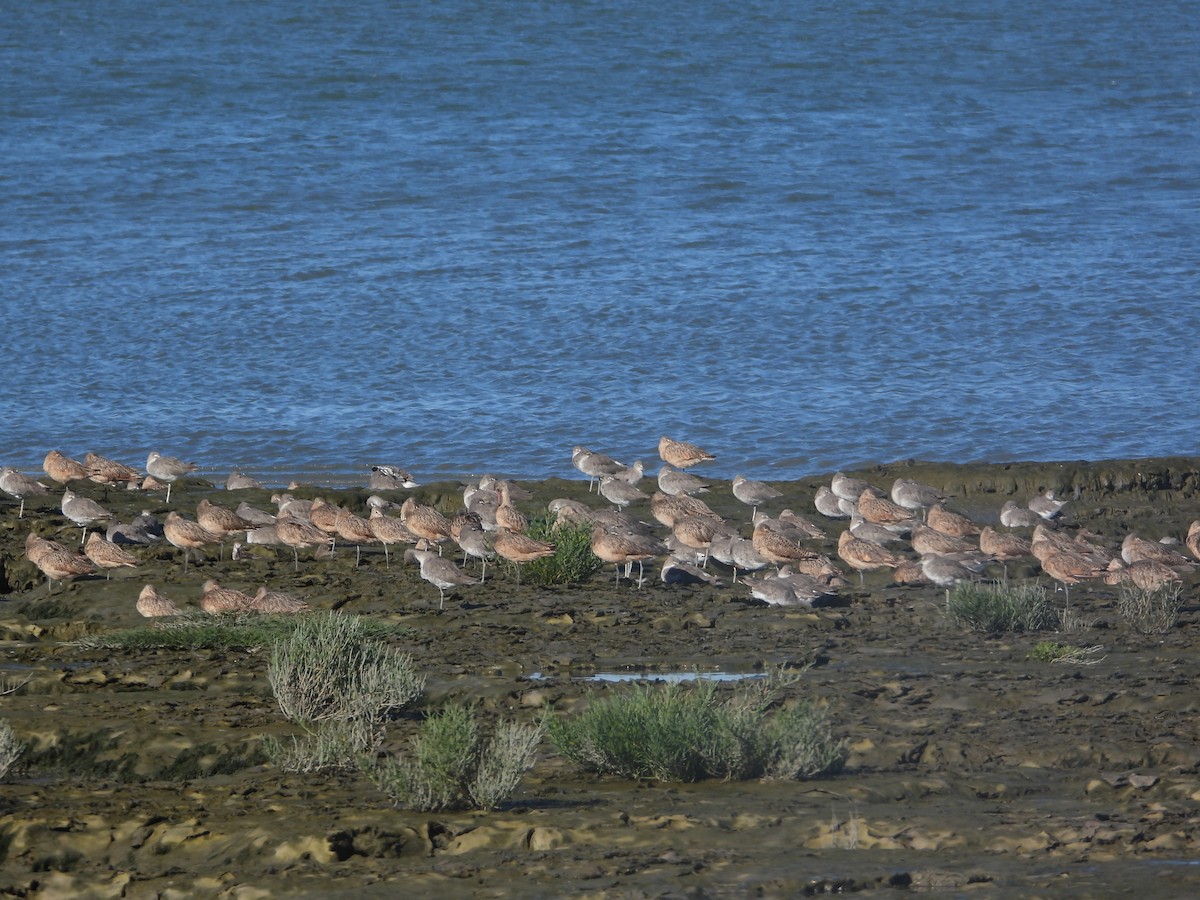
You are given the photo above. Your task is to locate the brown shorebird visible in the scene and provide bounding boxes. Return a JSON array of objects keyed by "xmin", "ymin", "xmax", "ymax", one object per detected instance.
[
  {"xmin": 275, "ymin": 514, "xmax": 332, "ymax": 570},
  {"xmin": 494, "ymin": 480, "xmax": 529, "ymax": 533},
  {"xmin": 137, "ymin": 584, "xmax": 182, "ymax": 617},
  {"xmin": 591, "ymin": 525, "xmax": 665, "ymax": 587},
  {"xmin": 858, "ymin": 488, "xmax": 917, "ymax": 529},
  {"xmin": 752, "ymin": 521, "xmax": 822, "ymax": 567},
  {"xmin": 31, "ymin": 548, "xmax": 96, "ymax": 592},
  {"xmin": 84, "ymin": 531, "xmax": 139, "ymax": 579},
  {"xmin": 658, "ymin": 435, "xmax": 715, "ymax": 470},
  {"xmin": 911, "ymin": 523, "xmax": 976, "ymax": 557},
  {"xmin": 1039, "ymin": 550, "xmax": 1106, "ymax": 602},
  {"xmin": 926, "ymin": 504, "xmax": 981, "ymax": 538},
  {"xmin": 1104, "ymin": 558, "xmax": 1182, "ymax": 591},
  {"xmin": 335, "ymin": 506, "xmax": 379, "ymax": 567},
  {"xmin": 404, "ymin": 545, "xmax": 478, "ymax": 608},
  {"xmin": 83, "ymin": 452, "xmax": 141, "ymax": 490},
  {"xmin": 369, "ymin": 508, "xmax": 417, "ymax": 569},
  {"xmin": 251, "ymin": 586, "xmax": 310, "ymax": 614},
  {"xmin": 979, "ymin": 526, "xmax": 1032, "ymax": 578},
  {"xmin": 1120, "ymin": 533, "xmax": 1195, "ymax": 571},
  {"xmin": 890, "ymin": 479, "xmax": 946, "ymax": 518},
  {"xmin": 200, "ymin": 579, "xmax": 255, "ymax": 614},
  {"xmin": 657, "ymin": 465, "xmax": 710, "ymax": 497},
  {"xmin": 43, "ymin": 450, "xmax": 89, "ymax": 485},
  {"xmin": 731, "ymin": 475, "xmax": 782, "ymax": 519},
  {"xmin": 308, "ymin": 497, "xmax": 343, "ymax": 550},
  {"xmin": 61, "ymin": 489, "xmax": 113, "ymax": 542},
  {"xmin": 837, "ymin": 529, "xmax": 906, "ymax": 585},
  {"xmin": 649, "ymin": 491, "xmax": 719, "ymax": 528},
  {"xmin": 1028, "ymin": 490, "xmax": 1068, "ymax": 521},
  {"xmin": 146, "ymin": 452, "xmax": 197, "ymax": 503},
  {"xmin": 400, "ymin": 497, "xmax": 453, "ymax": 552},
  {"xmin": 493, "ymin": 527, "xmax": 555, "ymax": 585},
  {"xmin": 1188, "ymin": 521, "xmax": 1200, "ymax": 562},
  {"xmin": 672, "ymin": 515, "xmax": 732, "ymax": 568},
  {"xmin": 1, "ymin": 467, "xmax": 49, "ymax": 518},
  {"xmin": 197, "ymin": 498, "xmax": 254, "ymax": 559},
  {"xmin": 892, "ymin": 559, "xmax": 929, "ymax": 585},
  {"xmin": 163, "ymin": 510, "xmax": 221, "ymax": 571},
  {"xmin": 598, "ymin": 476, "xmax": 648, "ymax": 510},
  {"xmin": 226, "ymin": 471, "xmax": 264, "ymax": 490},
  {"xmin": 26, "ymin": 532, "xmax": 69, "ymax": 566},
  {"xmin": 776, "ymin": 509, "xmax": 826, "ymax": 540},
  {"xmin": 572, "ymin": 446, "xmax": 628, "ymax": 492}
]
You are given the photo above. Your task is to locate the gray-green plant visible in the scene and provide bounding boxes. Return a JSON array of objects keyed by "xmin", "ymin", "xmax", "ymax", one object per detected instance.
[
  {"xmin": 511, "ymin": 518, "xmax": 601, "ymax": 586},
  {"xmin": 265, "ymin": 612, "xmax": 425, "ymax": 771},
  {"xmin": 1027, "ymin": 640, "xmax": 1105, "ymax": 665},
  {"xmin": 0, "ymin": 718, "xmax": 24, "ymax": 778},
  {"xmin": 547, "ymin": 672, "xmax": 846, "ymax": 783},
  {"xmin": 945, "ymin": 581, "xmax": 1058, "ymax": 633},
  {"xmin": 366, "ymin": 705, "xmax": 544, "ymax": 811},
  {"xmin": 1117, "ymin": 583, "xmax": 1183, "ymax": 635}
]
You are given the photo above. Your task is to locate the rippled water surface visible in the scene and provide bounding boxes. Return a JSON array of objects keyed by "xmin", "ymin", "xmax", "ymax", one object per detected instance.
[{"xmin": 3, "ymin": 1, "xmax": 1197, "ymax": 485}]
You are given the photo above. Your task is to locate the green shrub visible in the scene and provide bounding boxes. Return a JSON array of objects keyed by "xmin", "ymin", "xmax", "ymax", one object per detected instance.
[
  {"xmin": 266, "ymin": 613, "xmax": 425, "ymax": 771},
  {"xmin": 366, "ymin": 705, "xmax": 544, "ymax": 811},
  {"xmin": 510, "ymin": 518, "xmax": 601, "ymax": 586},
  {"xmin": 945, "ymin": 581, "xmax": 1058, "ymax": 634},
  {"xmin": 1117, "ymin": 583, "xmax": 1183, "ymax": 635},
  {"xmin": 0, "ymin": 719, "xmax": 24, "ymax": 778},
  {"xmin": 547, "ymin": 674, "xmax": 846, "ymax": 783},
  {"xmin": 1027, "ymin": 641, "xmax": 1105, "ymax": 665}
]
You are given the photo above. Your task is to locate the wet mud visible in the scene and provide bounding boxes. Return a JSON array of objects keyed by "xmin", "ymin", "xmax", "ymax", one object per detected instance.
[{"xmin": 2, "ymin": 457, "xmax": 1200, "ymax": 897}]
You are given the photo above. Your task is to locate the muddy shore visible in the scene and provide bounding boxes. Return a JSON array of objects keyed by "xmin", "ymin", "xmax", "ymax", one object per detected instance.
[{"xmin": 3, "ymin": 457, "xmax": 1200, "ymax": 898}]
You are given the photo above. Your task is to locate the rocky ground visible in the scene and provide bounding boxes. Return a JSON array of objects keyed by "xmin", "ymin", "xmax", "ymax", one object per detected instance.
[{"xmin": 2, "ymin": 457, "xmax": 1200, "ymax": 898}]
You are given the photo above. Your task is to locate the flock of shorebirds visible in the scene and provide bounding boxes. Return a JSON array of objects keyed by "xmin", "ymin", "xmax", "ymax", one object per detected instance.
[{"xmin": 3, "ymin": 436, "xmax": 1199, "ymax": 615}]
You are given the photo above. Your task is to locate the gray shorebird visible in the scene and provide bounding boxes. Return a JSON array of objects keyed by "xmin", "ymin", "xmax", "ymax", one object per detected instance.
[
  {"xmin": 61, "ymin": 489, "xmax": 113, "ymax": 543},
  {"xmin": 146, "ymin": 452, "xmax": 197, "ymax": 503},
  {"xmin": 731, "ymin": 474, "xmax": 782, "ymax": 519},
  {"xmin": 1, "ymin": 467, "xmax": 49, "ymax": 518},
  {"xmin": 404, "ymin": 546, "xmax": 478, "ymax": 609}
]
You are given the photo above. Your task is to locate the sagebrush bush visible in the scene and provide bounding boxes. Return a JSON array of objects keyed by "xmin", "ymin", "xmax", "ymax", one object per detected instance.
[
  {"xmin": 945, "ymin": 581, "xmax": 1058, "ymax": 633},
  {"xmin": 547, "ymin": 674, "xmax": 846, "ymax": 783},
  {"xmin": 266, "ymin": 613, "xmax": 425, "ymax": 771},
  {"xmin": 0, "ymin": 718, "xmax": 24, "ymax": 778},
  {"xmin": 366, "ymin": 705, "xmax": 544, "ymax": 811},
  {"xmin": 1117, "ymin": 583, "xmax": 1183, "ymax": 635},
  {"xmin": 510, "ymin": 518, "xmax": 601, "ymax": 586}
]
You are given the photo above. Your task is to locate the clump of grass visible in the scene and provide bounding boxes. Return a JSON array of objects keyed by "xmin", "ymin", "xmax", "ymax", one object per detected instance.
[
  {"xmin": 510, "ymin": 518, "xmax": 602, "ymax": 586},
  {"xmin": 0, "ymin": 719, "xmax": 24, "ymax": 778},
  {"xmin": 72, "ymin": 612, "xmax": 410, "ymax": 653},
  {"xmin": 264, "ymin": 613, "xmax": 425, "ymax": 772},
  {"xmin": 1117, "ymin": 583, "xmax": 1183, "ymax": 635},
  {"xmin": 366, "ymin": 705, "xmax": 544, "ymax": 811},
  {"xmin": 546, "ymin": 672, "xmax": 846, "ymax": 783},
  {"xmin": 945, "ymin": 581, "xmax": 1058, "ymax": 633},
  {"xmin": 1027, "ymin": 641, "xmax": 1105, "ymax": 666}
]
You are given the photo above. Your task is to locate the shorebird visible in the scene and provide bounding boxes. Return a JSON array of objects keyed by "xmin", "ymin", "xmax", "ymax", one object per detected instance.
[
  {"xmin": 43, "ymin": 450, "xmax": 89, "ymax": 485},
  {"xmin": 746, "ymin": 573, "xmax": 803, "ymax": 607},
  {"xmin": 1028, "ymin": 490, "xmax": 1068, "ymax": 521},
  {"xmin": 83, "ymin": 452, "xmax": 141, "ymax": 491},
  {"xmin": 30, "ymin": 547, "xmax": 96, "ymax": 592},
  {"xmin": 137, "ymin": 584, "xmax": 182, "ymax": 617},
  {"xmin": 591, "ymin": 525, "xmax": 665, "ymax": 587},
  {"xmin": 926, "ymin": 504, "xmax": 981, "ymax": 538},
  {"xmin": 494, "ymin": 480, "xmax": 529, "ymax": 533},
  {"xmin": 492, "ymin": 527, "xmax": 555, "ymax": 584},
  {"xmin": 1187, "ymin": 521, "xmax": 1200, "ymax": 562},
  {"xmin": 163, "ymin": 510, "xmax": 221, "ymax": 571},
  {"xmin": 999, "ymin": 501, "xmax": 1043, "ymax": 529},
  {"xmin": 776, "ymin": 509, "xmax": 826, "ymax": 540},
  {"xmin": 752, "ymin": 521, "xmax": 822, "ymax": 567},
  {"xmin": 1039, "ymin": 550, "xmax": 1106, "ymax": 602},
  {"xmin": 773, "ymin": 566, "xmax": 842, "ymax": 606},
  {"xmin": 404, "ymin": 545, "xmax": 478, "ymax": 608},
  {"xmin": 233, "ymin": 502, "xmax": 275, "ymax": 526},
  {"xmin": 200, "ymin": 579, "xmax": 255, "ymax": 614},
  {"xmin": 400, "ymin": 497, "xmax": 453, "ymax": 552},
  {"xmin": 61, "ymin": 489, "xmax": 113, "ymax": 543},
  {"xmin": 911, "ymin": 524, "xmax": 976, "ymax": 557},
  {"xmin": 849, "ymin": 514, "xmax": 905, "ymax": 545},
  {"xmin": 146, "ymin": 451, "xmax": 197, "ymax": 503},
  {"xmin": 309, "ymin": 498, "xmax": 343, "ymax": 550},
  {"xmin": 611, "ymin": 460, "xmax": 644, "ymax": 485},
  {"xmin": 814, "ymin": 486, "xmax": 849, "ymax": 519},
  {"xmin": 731, "ymin": 475, "xmax": 782, "ymax": 519},
  {"xmin": 454, "ymin": 519, "xmax": 495, "ymax": 582},
  {"xmin": 831, "ymin": 472, "xmax": 872, "ymax": 503},
  {"xmin": 251, "ymin": 586, "xmax": 310, "ymax": 613},
  {"xmin": 1104, "ymin": 558, "xmax": 1182, "ymax": 591},
  {"xmin": 649, "ymin": 491, "xmax": 719, "ymax": 528},
  {"xmin": 671, "ymin": 514, "xmax": 732, "ymax": 568},
  {"xmin": 657, "ymin": 465, "xmax": 710, "ymax": 497},
  {"xmin": 920, "ymin": 553, "xmax": 986, "ymax": 600},
  {"xmin": 572, "ymin": 446, "xmax": 627, "ymax": 492},
  {"xmin": 226, "ymin": 471, "xmax": 264, "ymax": 490},
  {"xmin": 890, "ymin": 479, "xmax": 946, "ymax": 518},
  {"xmin": 658, "ymin": 435, "xmax": 715, "ymax": 470},
  {"xmin": 837, "ymin": 529, "xmax": 906, "ymax": 585},
  {"xmin": 335, "ymin": 506, "xmax": 379, "ymax": 566},
  {"xmin": 727, "ymin": 537, "xmax": 771, "ymax": 582},
  {"xmin": 599, "ymin": 476, "xmax": 648, "ymax": 510},
  {"xmin": 275, "ymin": 514, "xmax": 332, "ymax": 570},
  {"xmin": 84, "ymin": 531, "xmax": 139, "ymax": 579},
  {"xmin": 660, "ymin": 557, "xmax": 722, "ymax": 587},
  {"xmin": 196, "ymin": 498, "xmax": 254, "ymax": 559},
  {"xmin": 26, "ymin": 532, "xmax": 69, "ymax": 567},
  {"xmin": 273, "ymin": 493, "xmax": 313, "ymax": 519},
  {"xmin": 857, "ymin": 488, "xmax": 916, "ymax": 529},
  {"xmin": 1, "ymin": 467, "xmax": 49, "ymax": 518},
  {"xmin": 369, "ymin": 465, "xmax": 419, "ymax": 491},
  {"xmin": 1120, "ymin": 533, "xmax": 1195, "ymax": 571},
  {"xmin": 368, "ymin": 508, "xmax": 417, "ymax": 569},
  {"xmin": 979, "ymin": 526, "xmax": 1033, "ymax": 578}
]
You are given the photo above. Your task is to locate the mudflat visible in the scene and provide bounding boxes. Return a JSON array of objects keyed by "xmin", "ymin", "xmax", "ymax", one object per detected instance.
[{"xmin": 2, "ymin": 457, "xmax": 1200, "ymax": 898}]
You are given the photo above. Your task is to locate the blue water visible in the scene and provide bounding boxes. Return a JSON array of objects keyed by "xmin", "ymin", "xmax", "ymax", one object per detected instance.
[{"xmin": 3, "ymin": 1, "xmax": 1197, "ymax": 486}]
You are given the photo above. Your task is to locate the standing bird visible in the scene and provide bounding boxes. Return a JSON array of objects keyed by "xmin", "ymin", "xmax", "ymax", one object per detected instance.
[
  {"xmin": 890, "ymin": 479, "xmax": 946, "ymax": 519},
  {"xmin": 43, "ymin": 450, "xmax": 89, "ymax": 485},
  {"xmin": 31, "ymin": 547, "xmax": 97, "ymax": 592},
  {"xmin": 275, "ymin": 514, "xmax": 333, "ymax": 571},
  {"xmin": 454, "ymin": 519, "xmax": 495, "ymax": 582},
  {"xmin": 400, "ymin": 497, "xmax": 453, "ymax": 553},
  {"xmin": 658, "ymin": 435, "xmax": 716, "ymax": 469},
  {"xmin": 926, "ymin": 504, "xmax": 981, "ymax": 538},
  {"xmin": 599, "ymin": 476, "xmax": 648, "ymax": 510},
  {"xmin": 493, "ymin": 527, "xmax": 555, "ymax": 585},
  {"xmin": 657, "ymin": 465, "xmax": 710, "ymax": 497},
  {"xmin": 1028, "ymin": 490, "xmax": 1068, "ymax": 521},
  {"xmin": 137, "ymin": 584, "xmax": 182, "ymax": 617},
  {"xmin": 572, "ymin": 446, "xmax": 628, "ymax": 493},
  {"xmin": 404, "ymin": 545, "xmax": 478, "ymax": 609},
  {"xmin": 146, "ymin": 451, "xmax": 197, "ymax": 503},
  {"xmin": 591, "ymin": 525, "xmax": 665, "ymax": 587},
  {"xmin": 494, "ymin": 480, "xmax": 530, "ymax": 533},
  {"xmin": 61, "ymin": 489, "xmax": 113, "ymax": 542},
  {"xmin": 1, "ymin": 467, "xmax": 50, "ymax": 518},
  {"xmin": 335, "ymin": 506, "xmax": 379, "ymax": 567},
  {"xmin": 196, "ymin": 498, "xmax": 254, "ymax": 560},
  {"xmin": 731, "ymin": 474, "xmax": 783, "ymax": 520},
  {"xmin": 163, "ymin": 510, "xmax": 221, "ymax": 571},
  {"xmin": 368, "ymin": 508, "xmax": 417, "ymax": 569},
  {"xmin": 83, "ymin": 452, "xmax": 141, "ymax": 491},
  {"xmin": 84, "ymin": 531, "xmax": 140, "ymax": 579},
  {"xmin": 837, "ymin": 529, "xmax": 906, "ymax": 585}
]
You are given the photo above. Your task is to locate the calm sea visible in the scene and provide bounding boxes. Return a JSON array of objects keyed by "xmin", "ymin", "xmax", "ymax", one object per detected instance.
[{"xmin": 2, "ymin": 1, "xmax": 1197, "ymax": 487}]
